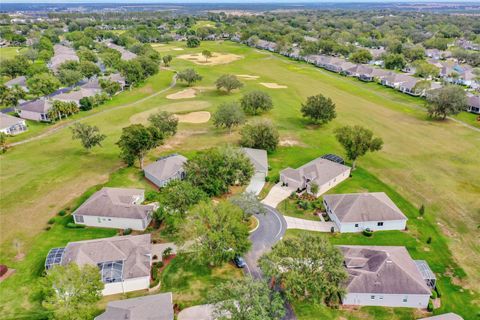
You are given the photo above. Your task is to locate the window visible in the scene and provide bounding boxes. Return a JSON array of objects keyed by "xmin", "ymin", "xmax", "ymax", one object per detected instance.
[
  {"xmin": 402, "ymin": 296, "xmax": 408, "ymax": 303},
  {"xmin": 75, "ymin": 215, "xmax": 84, "ymax": 223},
  {"xmin": 355, "ymin": 224, "xmax": 359, "ymax": 227},
  {"xmin": 379, "ymin": 296, "xmax": 384, "ymax": 300},
  {"xmin": 377, "ymin": 222, "xmax": 384, "ymax": 226},
  {"xmin": 370, "ymin": 295, "xmax": 375, "ymax": 300}
]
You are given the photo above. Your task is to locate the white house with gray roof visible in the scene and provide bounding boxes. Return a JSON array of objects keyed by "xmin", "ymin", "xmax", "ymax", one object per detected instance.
[
  {"xmin": 280, "ymin": 157, "xmax": 351, "ymax": 197},
  {"xmin": 17, "ymin": 99, "xmax": 52, "ymax": 121},
  {"xmin": 323, "ymin": 192, "xmax": 407, "ymax": 233},
  {"xmin": 45, "ymin": 234, "xmax": 152, "ymax": 295},
  {"xmin": 340, "ymin": 245, "xmax": 432, "ymax": 308},
  {"xmin": 0, "ymin": 113, "xmax": 27, "ymax": 135},
  {"xmin": 144, "ymin": 154, "xmax": 187, "ymax": 188},
  {"xmin": 95, "ymin": 293, "xmax": 174, "ymax": 320},
  {"xmin": 72, "ymin": 187, "xmax": 157, "ymax": 231}
]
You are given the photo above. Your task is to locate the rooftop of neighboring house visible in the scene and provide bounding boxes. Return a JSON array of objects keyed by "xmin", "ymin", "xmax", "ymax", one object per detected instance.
[
  {"xmin": 144, "ymin": 154, "xmax": 188, "ymax": 183},
  {"xmin": 60, "ymin": 234, "xmax": 151, "ymax": 281},
  {"xmin": 102, "ymin": 72, "xmax": 126, "ymax": 84},
  {"xmin": 73, "ymin": 187, "xmax": 156, "ymax": 219},
  {"xmin": 339, "ymin": 245, "xmax": 431, "ymax": 295},
  {"xmin": 52, "ymin": 87, "xmax": 100, "ymax": 102},
  {"xmin": 95, "ymin": 293, "xmax": 174, "ymax": 320},
  {"xmin": 468, "ymin": 95, "xmax": 480, "ymax": 107},
  {"xmin": 323, "ymin": 192, "xmax": 407, "ymax": 223},
  {"xmin": 382, "ymin": 72, "xmax": 414, "ymax": 84},
  {"xmin": 19, "ymin": 99, "xmax": 51, "ymax": 113},
  {"xmin": 418, "ymin": 313, "xmax": 464, "ymax": 320},
  {"xmin": 280, "ymin": 157, "xmax": 350, "ymax": 185},
  {"xmin": 5, "ymin": 75, "xmax": 27, "ymax": 87},
  {"xmin": 242, "ymin": 147, "xmax": 268, "ymax": 173},
  {"xmin": 0, "ymin": 113, "xmax": 25, "ymax": 129},
  {"xmin": 81, "ymin": 78, "xmax": 103, "ymax": 91},
  {"xmin": 346, "ymin": 64, "xmax": 374, "ymax": 75},
  {"xmin": 106, "ymin": 42, "xmax": 137, "ymax": 61}
]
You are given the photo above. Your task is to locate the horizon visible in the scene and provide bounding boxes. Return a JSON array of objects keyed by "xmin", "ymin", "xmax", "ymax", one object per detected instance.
[{"xmin": 2, "ymin": 0, "xmax": 478, "ymax": 3}]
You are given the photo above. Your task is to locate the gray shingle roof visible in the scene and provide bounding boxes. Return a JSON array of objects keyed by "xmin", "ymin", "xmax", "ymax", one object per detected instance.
[
  {"xmin": 144, "ymin": 154, "xmax": 187, "ymax": 183},
  {"xmin": 242, "ymin": 147, "xmax": 268, "ymax": 173},
  {"xmin": 62, "ymin": 234, "xmax": 151, "ymax": 280},
  {"xmin": 19, "ymin": 99, "xmax": 51, "ymax": 113},
  {"xmin": 73, "ymin": 187, "xmax": 156, "ymax": 219},
  {"xmin": 5, "ymin": 76, "xmax": 27, "ymax": 87},
  {"xmin": 280, "ymin": 157, "xmax": 350, "ymax": 186},
  {"xmin": 52, "ymin": 87, "xmax": 100, "ymax": 102},
  {"xmin": 323, "ymin": 192, "xmax": 407, "ymax": 223},
  {"xmin": 95, "ymin": 293, "xmax": 174, "ymax": 320},
  {"xmin": 0, "ymin": 113, "xmax": 25, "ymax": 130},
  {"xmin": 339, "ymin": 246, "xmax": 431, "ymax": 295},
  {"xmin": 468, "ymin": 95, "xmax": 480, "ymax": 108},
  {"xmin": 419, "ymin": 313, "xmax": 464, "ymax": 320}
]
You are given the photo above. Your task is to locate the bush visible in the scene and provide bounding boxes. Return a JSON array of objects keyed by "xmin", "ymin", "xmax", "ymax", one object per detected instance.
[
  {"xmin": 264, "ymin": 176, "xmax": 270, "ymax": 182},
  {"xmin": 162, "ymin": 247, "xmax": 173, "ymax": 259},
  {"xmin": 419, "ymin": 204, "xmax": 425, "ymax": 216},
  {"xmin": 427, "ymin": 236, "xmax": 432, "ymax": 244},
  {"xmin": 58, "ymin": 210, "xmax": 67, "ymax": 216},
  {"xmin": 45, "ymin": 226, "xmax": 51, "ymax": 231},
  {"xmin": 66, "ymin": 222, "xmax": 85, "ymax": 228},
  {"xmin": 435, "ymin": 286, "xmax": 441, "ymax": 297},
  {"xmin": 330, "ymin": 226, "xmax": 335, "ymax": 233},
  {"xmin": 363, "ymin": 229, "xmax": 373, "ymax": 237},
  {"xmin": 430, "ymin": 290, "xmax": 437, "ymax": 299},
  {"xmin": 47, "ymin": 218, "xmax": 55, "ymax": 225},
  {"xmin": 152, "ymin": 254, "xmax": 158, "ymax": 260},
  {"xmin": 123, "ymin": 228, "xmax": 132, "ymax": 235},
  {"xmin": 427, "ymin": 300, "xmax": 434, "ymax": 312},
  {"xmin": 0, "ymin": 265, "xmax": 8, "ymax": 277}
]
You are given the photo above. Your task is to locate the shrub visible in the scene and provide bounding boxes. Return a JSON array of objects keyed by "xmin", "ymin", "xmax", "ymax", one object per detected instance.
[
  {"xmin": 427, "ymin": 236, "xmax": 432, "ymax": 244},
  {"xmin": 145, "ymin": 191, "xmax": 158, "ymax": 202},
  {"xmin": 45, "ymin": 226, "xmax": 51, "ymax": 231},
  {"xmin": 123, "ymin": 228, "xmax": 132, "ymax": 235},
  {"xmin": 330, "ymin": 226, "xmax": 335, "ymax": 233},
  {"xmin": 58, "ymin": 210, "xmax": 67, "ymax": 216},
  {"xmin": 430, "ymin": 290, "xmax": 437, "ymax": 299},
  {"xmin": 47, "ymin": 218, "xmax": 55, "ymax": 225},
  {"xmin": 419, "ymin": 204, "xmax": 425, "ymax": 216},
  {"xmin": 363, "ymin": 229, "xmax": 373, "ymax": 237},
  {"xmin": 264, "ymin": 176, "xmax": 270, "ymax": 182},
  {"xmin": 152, "ymin": 254, "xmax": 158, "ymax": 260},
  {"xmin": 435, "ymin": 286, "xmax": 442, "ymax": 297},
  {"xmin": 66, "ymin": 222, "xmax": 85, "ymax": 228},
  {"xmin": 0, "ymin": 265, "xmax": 8, "ymax": 277},
  {"xmin": 162, "ymin": 247, "xmax": 173, "ymax": 259},
  {"xmin": 427, "ymin": 300, "xmax": 434, "ymax": 312}
]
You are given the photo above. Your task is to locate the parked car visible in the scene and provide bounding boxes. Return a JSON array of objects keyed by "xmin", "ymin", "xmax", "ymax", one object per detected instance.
[{"xmin": 233, "ymin": 256, "xmax": 246, "ymax": 268}]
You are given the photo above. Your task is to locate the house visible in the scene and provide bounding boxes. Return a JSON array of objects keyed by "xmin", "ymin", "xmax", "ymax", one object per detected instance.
[
  {"xmin": 17, "ymin": 99, "xmax": 52, "ymax": 121},
  {"xmin": 380, "ymin": 73, "xmax": 413, "ymax": 89},
  {"xmin": 102, "ymin": 73, "xmax": 127, "ymax": 89},
  {"xmin": 279, "ymin": 157, "xmax": 351, "ymax": 197},
  {"xmin": 345, "ymin": 64, "xmax": 375, "ymax": 81},
  {"xmin": 242, "ymin": 147, "xmax": 268, "ymax": 195},
  {"xmin": 419, "ymin": 313, "xmax": 464, "ymax": 320},
  {"xmin": 72, "ymin": 187, "xmax": 157, "ymax": 231},
  {"xmin": 0, "ymin": 113, "xmax": 27, "ymax": 135},
  {"xmin": 425, "ymin": 49, "xmax": 451, "ymax": 60},
  {"xmin": 339, "ymin": 245, "xmax": 433, "ymax": 308},
  {"xmin": 467, "ymin": 95, "xmax": 480, "ymax": 114},
  {"xmin": 51, "ymin": 87, "xmax": 100, "ymax": 105},
  {"xmin": 49, "ymin": 44, "xmax": 79, "ymax": 72},
  {"xmin": 398, "ymin": 76, "xmax": 423, "ymax": 96},
  {"xmin": 323, "ymin": 192, "xmax": 408, "ymax": 233},
  {"xmin": 45, "ymin": 234, "xmax": 152, "ymax": 295},
  {"xmin": 5, "ymin": 76, "xmax": 28, "ymax": 92},
  {"xmin": 144, "ymin": 154, "xmax": 188, "ymax": 188},
  {"xmin": 95, "ymin": 293, "xmax": 174, "ymax": 320}
]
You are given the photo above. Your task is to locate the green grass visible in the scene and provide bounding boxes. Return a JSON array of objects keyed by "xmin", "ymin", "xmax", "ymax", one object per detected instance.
[
  {"xmin": 277, "ymin": 198, "xmax": 321, "ymax": 221},
  {"xmin": 453, "ymin": 111, "xmax": 480, "ymax": 128},
  {"xmin": 0, "ymin": 47, "xmax": 21, "ymax": 62}
]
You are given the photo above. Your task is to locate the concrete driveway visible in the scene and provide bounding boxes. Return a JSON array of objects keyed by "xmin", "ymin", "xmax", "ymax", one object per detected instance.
[
  {"xmin": 284, "ymin": 216, "xmax": 337, "ymax": 232},
  {"xmin": 245, "ymin": 172, "xmax": 266, "ymax": 195},
  {"xmin": 178, "ymin": 304, "xmax": 214, "ymax": 320},
  {"xmin": 261, "ymin": 183, "xmax": 295, "ymax": 208}
]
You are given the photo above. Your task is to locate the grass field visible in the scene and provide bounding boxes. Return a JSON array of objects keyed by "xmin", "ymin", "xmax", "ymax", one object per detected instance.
[
  {"xmin": 0, "ymin": 47, "xmax": 21, "ymax": 62},
  {"xmin": 0, "ymin": 41, "xmax": 479, "ymax": 317}
]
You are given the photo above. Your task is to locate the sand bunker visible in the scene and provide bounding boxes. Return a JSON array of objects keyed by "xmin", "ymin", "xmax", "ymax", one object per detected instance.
[
  {"xmin": 175, "ymin": 111, "xmax": 211, "ymax": 123},
  {"xmin": 260, "ymin": 82, "xmax": 288, "ymax": 89},
  {"xmin": 236, "ymin": 74, "xmax": 259, "ymax": 80},
  {"xmin": 173, "ymin": 48, "xmax": 184, "ymax": 51},
  {"xmin": 130, "ymin": 101, "xmax": 211, "ymax": 124},
  {"xmin": 178, "ymin": 52, "xmax": 243, "ymax": 66},
  {"xmin": 167, "ymin": 88, "xmax": 197, "ymax": 100}
]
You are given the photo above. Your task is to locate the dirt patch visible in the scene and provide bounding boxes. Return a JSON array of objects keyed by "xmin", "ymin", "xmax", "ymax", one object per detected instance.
[
  {"xmin": 0, "ymin": 268, "xmax": 16, "ymax": 282},
  {"xmin": 260, "ymin": 82, "xmax": 288, "ymax": 89},
  {"xmin": 279, "ymin": 138, "xmax": 300, "ymax": 147},
  {"xmin": 167, "ymin": 88, "xmax": 197, "ymax": 100},
  {"xmin": 139, "ymin": 85, "xmax": 154, "ymax": 94},
  {"xmin": 158, "ymin": 129, "xmax": 209, "ymax": 151},
  {"xmin": 130, "ymin": 101, "xmax": 211, "ymax": 124},
  {"xmin": 173, "ymin": 48, "xmax": 184, "ymax": 51},
  {"xmin": 236, "ymin": 74, "xmax": 259, "ymax": 80},
  {"xmin": 177, "ymin": 52, "xmax": 243, "ymax": 66},
  {"xmin": 175, "ymin": 111, "xmax": 211, "ymax": 124}
]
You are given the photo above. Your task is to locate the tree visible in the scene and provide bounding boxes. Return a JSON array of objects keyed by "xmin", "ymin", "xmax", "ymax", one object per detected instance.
[
  {"xmin": 209, "ymin": 277, "xmax": 286, "ymax": 320},
  {"xmin": 240, "ymin": 91, "xmax": 273, "ymax": 115},
  {"xmin": 202, "ymin": 49, "xmax": 212, "ymax": 62},
  {"xmin": 212, "ymin": 102, "xmax": 246, "ymax": 134},
  {"xmin": 240, "ymin": 120, "xmax": 279, "ymax": 153},
  {"xmin": 148, "ymin": 111, "xmax": 178, "ymax": 137},
  {"xmin": 349, "ymin": 49, "xmax": 372, "ymax": 64},
  {"xmin": 22, "ymin": 48, "xmax": 39, "ymax": 62},
  {"xmin": 0, "ymin": 132, "xmax": 7, "ymax": 153},
  {"xmin": 185, "ymin": 146, "xmax": 254, "ymax": 196},
  {"xmin": 177, "ymin": 68, "xmax": 202, "ymax": 86},
  {"xmin": 413, "ymin": 61, "xmax": 439, "ymax": 79},
  {"xmin": 27, "ymin": 72, "xmax": 61, "ymax": 96},
  {"xmin": 230, "ymin": 191, "xmax": 266, "ymax": 220},
  {"xmin": 179, "ymin": 200, "xmax": 251, "ymax": 266},
  {"xmin": 0, "ymin": 85, "xmax": 26, "ymax": 107},
  {"xmin": 99, "ymin": 79, "xmax": 121, "ymax": 96},
  {"xmin": 426, "ymin": 86, "xmax": 467, "ymax": 120},
  {"xmin": 215, "ymin": 74, "xmax": 243, "ymax": 94},
  {"xmin": 116, "ymin": 124, "xmax": 164, "ymax": 168},
  {"xmin": 48, "ymin": 101, "xmax": 79, "ymax": 121},
  {"xmin": 334, "ymin": 125, "xmax": 383, "ymax": 170},
  {"xmin": 383, "ymin": 53, "xmax": 407, "ymax": 70},
  {"xmin": 120, "ymin": 60, "xmax": 144, "ymax": 87},
  {"xmin": 71, "ymin": 123, "xmax": 106, "ymax": 151},
  {"xmin": 186, "ymin": 36, "xmax": 201, "ymax": 48},
  {"xmin": 79, "ymin": 61, "xmax": 100, "ymax": 79},
  {"xmin": 260, "ymin": 234, "xmax": 347, "ymax": 306},
  {"xmin": 0, "ymin": 55, "xmax": 30, "ymax": 78},
  {"xmin": 58, "ymin": 69, "xmax": 83, "ymax": 87},
  {"xmin": 162, "ymin": 54, "xmax": 173, "ymax": 67},
  {"xmin": 300, "ymin": 94, "xmax": 337, "ymax": 125},
  {"xmin": 41, "ymin": 263, "xmax": 103, "ymax": 320}
]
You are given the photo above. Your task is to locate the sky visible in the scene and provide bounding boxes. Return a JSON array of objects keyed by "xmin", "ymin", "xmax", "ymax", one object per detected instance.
[{"xmin": 1, "ymin": 0, "xmax": 474, "ymax": 3}]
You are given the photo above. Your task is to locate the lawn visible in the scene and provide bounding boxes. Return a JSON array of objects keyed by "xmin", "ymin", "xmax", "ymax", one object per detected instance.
[
  {"xmin": 0, "ymin": 40, "xmax": 479, "ymax": 316},
  {"xmin": 0, "ymin": 47, "xmax": 21, "ymax": 62}
]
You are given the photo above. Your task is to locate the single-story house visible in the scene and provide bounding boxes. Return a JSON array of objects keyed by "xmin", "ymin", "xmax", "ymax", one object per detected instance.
[
  {"xmin": 419, "ymin": 313, "xmax": 464, "ymax": 320},
  {"xmin": 280, "ymin": 157, "xmax": 351, "ymax": 197},
  {"xmin": 345, "ymin": 64, "xmax": 375, "ymax": 81},
  {"xmin": 51, "ymin": 87, "xmax": 100, "ymax": 105},
  {"xmin": 467, "ymin": 95, "xmax": 480, "ymax": 114},
  {"xmin": 45, "ymin": 234, "xmax": 152, "ymax": 295},
  {"xmin": 323, "ymin": 192, "xmax": 408, "ymax": 233},
  {"xmin": 0, "ymin": 113, "xmax": 27, "ymax": 135},
  {"xmin": 242, "ymin": 147, "xmax": 268, "ymax": 195},
  {"xmin": 95, "ymin": 292, "xmax": 174, "ymax": 320},
  {"xmin": 380, "ymin": 73, "xmax": 413, "ymax": 89},
  {"xmin": 398, "ymin": 77, "xmax": 423, "ymax": 96},
  {"xmin": 339, "ymin": 245, "xmax": 433, "ymax": 308},
  {"xmin": 5, "ymin": 76, "xmax": 28, "ymax": 92},
  {"xmin": 103, "ymin": 72, "xmax": 127, "ymax": 89},
  {"xmin": 144, "ymin": 154, "xmax": 188, "ymax": 188},
  {"xmin": 73, "ymin": 187, "xmax": 157, "ymax": 231},
  {"xmin": 17, "ymin": 99, "xmax": 52, "ymax": 121},
  {"xmin": 49, "ymin": 44, "xmax": 79, "ymax": 72}
]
